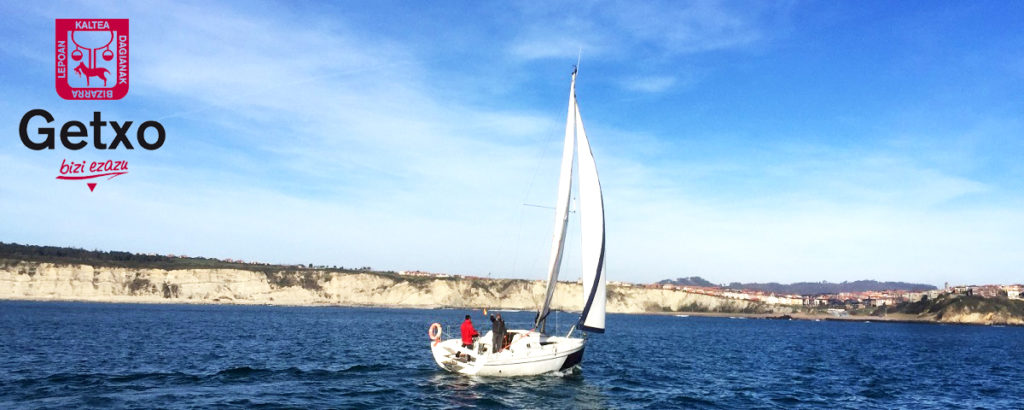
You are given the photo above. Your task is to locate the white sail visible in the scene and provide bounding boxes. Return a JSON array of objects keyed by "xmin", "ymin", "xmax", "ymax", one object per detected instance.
[
  {"xmin": 575, "ymin": 96, "xmax": 606, "ymax": 333},
  {"xmin": 535, "ymin": 70, "xmax": 577, "ymax": 331}
]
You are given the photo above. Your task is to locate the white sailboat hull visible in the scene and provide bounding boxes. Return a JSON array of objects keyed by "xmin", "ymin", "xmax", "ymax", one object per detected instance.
[{"xmin": 429, "ymin": 330, "xmax": 585, "ymax": 377}]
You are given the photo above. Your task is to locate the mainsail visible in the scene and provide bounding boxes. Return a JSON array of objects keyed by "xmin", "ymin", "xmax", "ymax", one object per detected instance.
[
  {"xmin": 535, "ymin": 67, "xmax": 606, "ymax": 334},
  {"xmin": 535, "ymin": 69, "xmax": 577, "ymax": 332}
]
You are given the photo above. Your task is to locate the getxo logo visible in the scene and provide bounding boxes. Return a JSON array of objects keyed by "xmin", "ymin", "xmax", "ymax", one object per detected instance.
[{"xmin": 15, "ymin": 18, "xmax": 166, "ymax": 192}]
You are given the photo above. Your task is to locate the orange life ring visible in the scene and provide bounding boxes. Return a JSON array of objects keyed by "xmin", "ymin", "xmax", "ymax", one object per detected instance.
[{"xmin": 428, "ymin": 322, "xmax": 442, "ymax": 346}]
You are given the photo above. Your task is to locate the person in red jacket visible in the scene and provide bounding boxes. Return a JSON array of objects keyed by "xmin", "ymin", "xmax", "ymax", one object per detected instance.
[{"xmin": 460, "ymin": 314, "xmax": 479, "ymax": 349}]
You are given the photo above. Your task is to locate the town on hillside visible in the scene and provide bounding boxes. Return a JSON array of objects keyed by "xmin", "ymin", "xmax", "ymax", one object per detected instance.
[
  {"xmin": 397, "ymin": 269, "xmax": 1023, "ymax": 310},
  {"xmin": 648, "ymin": 282, "xmax": 1023, "ymax": 309}
]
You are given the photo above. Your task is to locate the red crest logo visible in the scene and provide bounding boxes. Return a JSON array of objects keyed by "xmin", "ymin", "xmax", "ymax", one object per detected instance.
[{"xmin": 55, "ymin": 19, "xmax": 129, "ymax": 100}]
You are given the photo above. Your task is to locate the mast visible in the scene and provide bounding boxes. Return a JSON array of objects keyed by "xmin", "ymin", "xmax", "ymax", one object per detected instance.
[{"xmin": 535, "ymin": 68, "xmax": 577, "ymax": 333}]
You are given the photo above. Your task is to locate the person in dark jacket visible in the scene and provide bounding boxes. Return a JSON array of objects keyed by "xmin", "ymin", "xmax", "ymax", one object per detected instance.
[
  {"xmin": 490, "ymin": 313, "xmax": 507, "ymax": 353},
  {"xmin": 460, "ymin": 314, "xmax": 479, "ymax": 349}
]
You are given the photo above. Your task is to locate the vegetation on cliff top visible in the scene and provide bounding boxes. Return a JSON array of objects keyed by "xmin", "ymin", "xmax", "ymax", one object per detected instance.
[
  {"xmin": 657, "ymin": 276, "xmax": 717, "ymax": 287},
  {"xmin": 733, "ymin": 280, "xmax": 937, "ymax": 295},
  {"xmin": 0, "ymin": 242, "xmax": 394, "ymax": 291},
  {"xmin": 887, "ymin": 294, "xmax": 1024, "ymax": 319},
  {"xmin": 659, "ymin": 275, "xmax": 936, "ymax": 295}
]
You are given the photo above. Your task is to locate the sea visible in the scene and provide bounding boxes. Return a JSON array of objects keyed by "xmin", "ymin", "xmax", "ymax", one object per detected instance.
[{"xmin": 1, "ymin": 301, "xmax": 1021, "ymax": 409}]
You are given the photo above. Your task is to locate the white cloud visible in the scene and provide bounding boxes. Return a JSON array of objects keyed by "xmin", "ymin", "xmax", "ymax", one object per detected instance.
[
  {"xmin": 2, "ymin": 1, "xmax": 1022, "ymax": 288},
  {"xmin": 509, "ymin": 37, "xmax": 595, "ymax": 61},
  {"xmin": 0, "ymin": 1, "xmax": 573, "ymax": 279},
  {"xmin": 595, "ymin": 133, "xmax": 1021, "ymax": 286},
  {"xmin": 620, "ymin": 75, "xmax": 677, "ymax": 93},
  {"xmin": 505, "ymin": 1, "xmax": 784, "ymax": 62},
  {"xmin": 611, "ymin": 1, "xmax": 764, "ymax": 54}
]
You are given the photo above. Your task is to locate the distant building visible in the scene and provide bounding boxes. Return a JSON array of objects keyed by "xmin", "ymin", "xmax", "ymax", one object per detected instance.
[
  {"xmin": 757, "ymin": 294, "xmax": 803, "ymax": 306},
  {"xmin": 903, "ymin": 292, "xmax": 925, "ymax": 303},
  {"xmin": 398, "ymin": 270, "xmax": 451, "ymax": 278},
  {"xmin": 826, "ymin": 308, "xmax": 848, "ymax": 317},
  {"xmin": 722, "ymin": 291, "xmax": 752, "ymax": 301},
  {"xmin": 973, "ymin": 285, "xmax": 1002, "ymax": 298}
]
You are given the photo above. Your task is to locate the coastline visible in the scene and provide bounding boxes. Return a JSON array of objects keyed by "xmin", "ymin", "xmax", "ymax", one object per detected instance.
[
  {"xmin": 0, "ymin": 260, "xmax": 773, "ymax": 314},
  {"xmin": 4, "ymin": 296, "xmax": 1021, "ymax": 328},
  {"xmin": 648, "ymin": 310, "xmax": 1022, "ymax": 327},
  {"xmin": 3, "ymin": 260, "xmax": 1022, "ymax": 326}
]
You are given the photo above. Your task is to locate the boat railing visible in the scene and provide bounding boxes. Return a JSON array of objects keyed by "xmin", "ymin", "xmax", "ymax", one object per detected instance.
[{"xmin": 437, "ymin": 311, "xmax": 574, "ymax": 342}]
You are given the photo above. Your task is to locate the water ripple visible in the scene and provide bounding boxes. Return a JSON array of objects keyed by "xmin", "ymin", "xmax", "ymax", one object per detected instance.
[{"xmin": 2, "ymin": 301, "xmax": 1022, "ymax": 408}]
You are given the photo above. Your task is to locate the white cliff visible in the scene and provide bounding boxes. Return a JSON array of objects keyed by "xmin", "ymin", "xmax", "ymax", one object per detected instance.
[{"xmin": 0, "ymin": 261, "xmax": 768, "ymax": 314}]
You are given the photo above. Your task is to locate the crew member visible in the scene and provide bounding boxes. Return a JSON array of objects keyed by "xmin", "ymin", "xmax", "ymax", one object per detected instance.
[
  {"xmin": 490, "ymin": 313, "xmax": 507, "ymax": 353},
  {"xmin": 460, "ymin": 314, "xmax": 479, "ymax": 349}
]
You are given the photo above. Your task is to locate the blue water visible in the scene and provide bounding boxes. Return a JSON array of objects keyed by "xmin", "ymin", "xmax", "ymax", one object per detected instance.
[{"xmin": 1, "ymin": 302, "xmax": 1022, "ymax": 408}]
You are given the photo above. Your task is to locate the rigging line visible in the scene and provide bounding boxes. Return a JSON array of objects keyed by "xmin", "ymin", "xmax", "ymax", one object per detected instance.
[
  {"xmin": 523, "ymin": 203, "xmax": 577, "ymax": 213},
  {"xmin": 509, "ymin": 109, "xmax": 566, "ymax": 279},
  {"xmin": 508, "ymin": 200, "xmax": 528, "ymax": 278},
  {"xmin": 522, "ymin": 203, "xmax": 554, "ymax": 210},
  {"xmin": 576, "ymin": 48, "xmax": 582, "ymax": 76}
]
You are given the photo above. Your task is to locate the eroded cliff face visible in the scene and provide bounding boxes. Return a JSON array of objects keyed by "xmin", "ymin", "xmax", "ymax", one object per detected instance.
[
  {"xmin": 890, "ymin": 294, "xmax": 1024, "ymax": 326},
  {"xmin": 0, "ymin": 261, "xmax": 769, "ymax": 314},
  {"xmin": 933, "ymin": 312, "xmax": 1024, "ymax": 326}
]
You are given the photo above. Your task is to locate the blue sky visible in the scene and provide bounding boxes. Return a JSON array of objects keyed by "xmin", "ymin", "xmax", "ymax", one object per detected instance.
[{"xmin": 1, "ymin": 1, "xmax": 1022, "ymax": 286}]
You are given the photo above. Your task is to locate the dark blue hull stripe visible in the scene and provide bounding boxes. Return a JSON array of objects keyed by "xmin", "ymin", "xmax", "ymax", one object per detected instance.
[{"xmin": 560, "ymin": 347, "xmax": 585, "ymax": 370}]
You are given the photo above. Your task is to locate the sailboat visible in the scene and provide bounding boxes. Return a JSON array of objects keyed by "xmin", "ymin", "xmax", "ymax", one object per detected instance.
[{"xmin": 427, "ymin": 66, "xmax": 607, "ymax": 376}]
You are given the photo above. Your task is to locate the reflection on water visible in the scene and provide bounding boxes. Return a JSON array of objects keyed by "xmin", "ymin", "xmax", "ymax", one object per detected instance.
[
  {"xmin": 431, "ymin": 373, "xmax": 484, "ymax": 407},
  {"xmin": 425, "ymin": 366, "xmax": 608, "ymax": 408}
]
